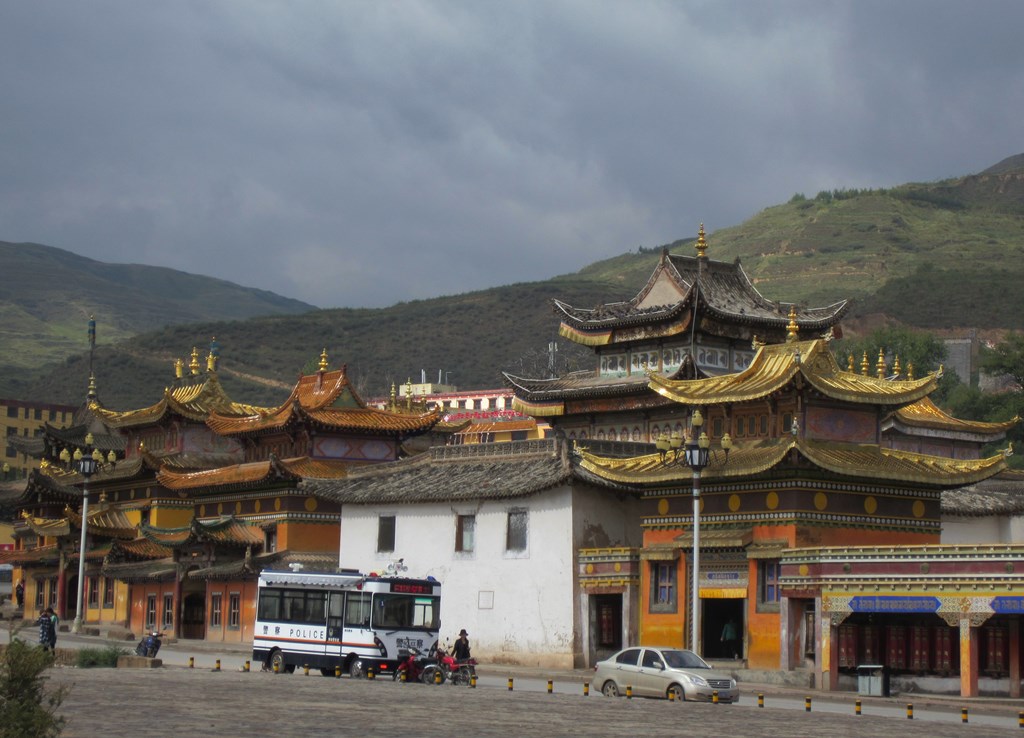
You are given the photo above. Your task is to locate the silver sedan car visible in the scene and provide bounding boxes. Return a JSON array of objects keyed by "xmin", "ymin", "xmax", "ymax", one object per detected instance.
[{"xmin": 593, "ymin": 647, "xmax": 739, "ymax": 702}]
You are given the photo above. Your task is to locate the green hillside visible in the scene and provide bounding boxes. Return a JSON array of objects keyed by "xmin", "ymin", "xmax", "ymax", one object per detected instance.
[{"xmin": 10, "ymin": 154, "xmax": 1024, "ymax": 409}]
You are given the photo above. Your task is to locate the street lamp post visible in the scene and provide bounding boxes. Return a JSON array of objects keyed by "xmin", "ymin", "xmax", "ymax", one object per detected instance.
[
  {"xmin": 71, "ymin": 433, "xmax": 101, "ymax": 634},
  {"xmin": 657, "ymin": 410, "xmax": 731, "ymax": 656}
]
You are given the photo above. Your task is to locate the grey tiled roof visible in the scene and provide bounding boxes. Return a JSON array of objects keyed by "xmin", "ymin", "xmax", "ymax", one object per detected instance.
[
  {"xmin": 301, "ymin": 439, "xmax": 626, "ymax": 504},
  {"xmin": 942, "ymin": 473, "xmax": 1024, "ymax": 517}
]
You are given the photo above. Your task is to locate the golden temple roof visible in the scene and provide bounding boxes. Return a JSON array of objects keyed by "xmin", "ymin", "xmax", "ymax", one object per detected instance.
[
  {"xmin": 140, "ymin": 516, "xmax": 264, "ymax": 548},
  {"xmin": 90, "ymin": 372, "xmax": 264, "ymax": 428},
  {"xmin": 889, "ymin": 397, "xmax": 1019, "ymax": 435},
  {"xmin": 647, "ymin": 339, "xmax": 938, "ymax": 406},
  {"xmin": 157, "ymin": 456, "xmax": 348, "ymax": 490},
  {"xmin": 65, "ymin": 505, "xmax": 139, "ymax": 539},
  {"xmin": 206, "ymin": 366, "xmax": 441, "ymax": 437},
  {"xmin": 577, "ymin": 436, "xmax": 1008, "ymax": 488}
]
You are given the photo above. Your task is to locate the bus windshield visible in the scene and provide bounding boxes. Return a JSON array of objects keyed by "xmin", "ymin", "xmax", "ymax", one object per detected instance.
[{"xmin": 372, "ymin": 593, "xmax": 439, "ymax": 629}]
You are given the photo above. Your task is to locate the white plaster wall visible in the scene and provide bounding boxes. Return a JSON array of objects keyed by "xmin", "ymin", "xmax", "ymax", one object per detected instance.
[
  {"xmin": 338, "ymin": 486, "xmax": 580, "ymax": 668},
  {"xmin": 941, "ymin": 515, "xmax": 1016, "ymax": 544}
]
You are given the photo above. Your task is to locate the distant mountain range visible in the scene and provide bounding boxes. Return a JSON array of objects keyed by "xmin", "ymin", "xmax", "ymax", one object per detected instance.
[{"xmin": 5, "ymin": 154, "xmax": 1024, "ymax": 409}]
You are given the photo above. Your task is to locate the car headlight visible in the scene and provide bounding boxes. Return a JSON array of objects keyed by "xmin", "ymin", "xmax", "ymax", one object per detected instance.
[{"xmin": 686, "ymin": 674, "xmax": 708, "ymax": 687}]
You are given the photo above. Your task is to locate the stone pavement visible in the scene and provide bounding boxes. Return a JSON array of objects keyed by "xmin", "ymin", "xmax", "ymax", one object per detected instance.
[{"xmin": 47, "ymin": 666, "xmax": 1015, "ymax": 738}]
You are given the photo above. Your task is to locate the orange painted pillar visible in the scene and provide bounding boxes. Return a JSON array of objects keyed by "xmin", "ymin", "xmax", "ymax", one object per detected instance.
[
  {"xmin": 822, "ymin": 616, "xmax": 839, "ymax": 691},
  {"xmin": 1009, "ymin": 618, "xmax": 1020, "ymax": 699},
  {"xmin": 959, "ymin": 618, "xmax": 979, "ymax": 698}
]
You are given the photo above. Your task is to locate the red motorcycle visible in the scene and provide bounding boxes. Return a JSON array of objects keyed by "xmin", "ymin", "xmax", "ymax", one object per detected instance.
[
  {"xmin": 437, "ymin": 645, "xmax": 477, "ymax": 686},
  {"xmin": 392, "ymin": 646, "xmax": 443, "ymax": 684}
]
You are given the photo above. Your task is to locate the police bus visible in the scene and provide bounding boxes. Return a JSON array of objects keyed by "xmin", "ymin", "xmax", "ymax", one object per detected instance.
[{"xmin": 252, "ymin": 567, "xmax": 441, "ymax": 677}]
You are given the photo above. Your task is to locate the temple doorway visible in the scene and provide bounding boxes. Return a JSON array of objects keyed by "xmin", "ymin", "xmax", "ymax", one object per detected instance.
[
  {"xmin": 589, "ymin": 593, "xmax": 623, "ymax": 663},
  {"xmin": 702, "ymin": 598, "xmax": 744, "ymax": 660},
  {"xmin": 181, "ymin": 592, "xmax": 206, "ymax": 639}
]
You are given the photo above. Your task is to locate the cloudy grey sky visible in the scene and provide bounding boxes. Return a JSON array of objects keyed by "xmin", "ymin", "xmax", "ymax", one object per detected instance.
[{"xmin": 2, "ymin": 1, "xmax": 1021, "ymax": 309}]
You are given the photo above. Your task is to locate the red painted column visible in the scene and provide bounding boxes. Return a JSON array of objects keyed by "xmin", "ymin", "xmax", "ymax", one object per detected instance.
[
  {"xmin": 56, "ymin": 552, "xmax": 67, "ymax": 619},
  {"xmin": 172, "ymin": 569, "xmax": 183, "ymax": 639},
  {"xmin": 960, "ymin": 618, "xmax": 979, "ymax": 698},
  {"xmin": 1009, "ymin": 618, "xmax": 1020, "ymax": 699}
]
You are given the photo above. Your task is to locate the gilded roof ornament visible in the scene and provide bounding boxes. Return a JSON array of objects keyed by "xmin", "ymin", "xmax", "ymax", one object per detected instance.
[
  {"xmin": 206, "ymin": 350, "xmax": 217, "ymax": 373},
  {"xmin": 87, "ymin": 373, "xmax": 97, "ymax": 400},
  {"xmin": 876, "ymin": 348, "xmax": 886, "ymax": 379},
  {"xmin": 319, "ymin": 348, "xmax": 329, "ymax": 372},
  {"xmin": 860, "ymin": 351, "xmax": 869, "ymax": 376},
  {"xmin": 847, "ymin": 354, "xmax": 855, "ymax": 372},
  {"xmin": 174, "ymin": 358, "xmax": 184, "ymax": 379},
  {"xmin": 785, "ymin": 306, "xmax": 799, "ymax": 342},
  {"xmin": 694, "ymin": 223, "xmax": 708, "ymax": 259},
  {"xmin": 189, "ymin": 347, "xmax": 200, "ymax": 375},
  {"xmin": 893, "ymin": 355, "xmax": 902, "ymax": 378},
  {"xmin": 752, "ymin": 335, "xmax": 766, "ymax": 350},
  {"xmin": 907, "ymin": 362, "xmax": 915, "ymax": 381}
]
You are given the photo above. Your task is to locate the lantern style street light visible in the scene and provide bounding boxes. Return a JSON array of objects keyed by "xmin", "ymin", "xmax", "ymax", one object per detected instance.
[
  {"xmin": 657, "ymin": 410, "xmax": 731, "ymax": 656},
  {"xmin": 71, "ymin": 433, "xmax": 102, "ymax": 634}
]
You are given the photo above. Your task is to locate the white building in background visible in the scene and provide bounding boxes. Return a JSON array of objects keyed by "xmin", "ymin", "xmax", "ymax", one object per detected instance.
[
  {"xmin": 302, "ymin": 438, "xmax": 642, "ymax": 669},
  {"xmin": 942, "ymin": 473, "xmax": 1024, "ymax": 544}
]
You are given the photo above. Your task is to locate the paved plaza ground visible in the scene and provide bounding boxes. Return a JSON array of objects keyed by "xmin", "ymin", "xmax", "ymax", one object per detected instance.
[{"xmin": 45, "ymin": 665, "xmax": 1017, "ymax": 738}]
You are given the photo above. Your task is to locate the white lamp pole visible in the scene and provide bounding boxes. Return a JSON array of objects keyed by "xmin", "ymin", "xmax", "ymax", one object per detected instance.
[{"xmin": 71, "ymin": 433, "xmax": 100, "ymax": 634}]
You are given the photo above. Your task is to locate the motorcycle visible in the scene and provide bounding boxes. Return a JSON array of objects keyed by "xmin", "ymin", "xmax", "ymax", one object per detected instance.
[
  {"xmin": 392, "ymin": 646, "xmax": 444, "ymax": 684},
  {"xmin": 436, "ymin": 646, "xmax": 477, "ymax": 686},
  {"xmin": 135, "ymin": 631, "xmax": 163, "ymax": 658}
]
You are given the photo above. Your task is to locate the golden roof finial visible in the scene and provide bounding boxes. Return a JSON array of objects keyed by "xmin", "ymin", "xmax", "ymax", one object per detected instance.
[
  {"xmin": 206, "ymin": 350, "xmax": 217, "ymax": 373},
  {"xmin": 389, "ymin": 382, "xmax": 397, "ymax": 411},
  {"xmin": 907, "ymin": 362, "xmax": 915, "ymax": 381},
  {"xmin": 87, "ymin": 373, "xmax": 98, "ymax": 400},
  {"xmin": 405, "ymin": 378, "xmax": 413, "ymax": 411},
  {"xmin": 189, "ymin": 347, "xmax": 200, "ymax": 375},
  {"xmin": 785, "ymin": 306, "xmax": 799, "ymax": 342},
  {"xmin": 695, "ymin": 223, "xmax": 708, "ymax": 258},
  {"xmin": 876, "ymin": 348, "xmax": 886, "ymax": 379},
  {"xmin": 174, "ymin": 358, "xmax": 184, "ymax": 379},
  {"xmin": 861, "ymin": 351, "xmax": 869, "ymax": 376},
  {"xmin": 893, "ymin": 355, "xmax": 902, "ymax": 377},
  {"xmin": 319, "ymin": 348, "xmax": 329, "ymax": 372},
  {"xmin": 847, "ymin": 354, "xmax": 855, "ymax": 372}
]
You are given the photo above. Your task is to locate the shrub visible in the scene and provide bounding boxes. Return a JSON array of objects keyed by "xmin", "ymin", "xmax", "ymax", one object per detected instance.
[
  {"xmin": 75, "ymin": 646, "xmax": 126, "ymax": 669},
  {"xmin": 0, "ymin": 637, "xmax": 68, "ymax": 738}
]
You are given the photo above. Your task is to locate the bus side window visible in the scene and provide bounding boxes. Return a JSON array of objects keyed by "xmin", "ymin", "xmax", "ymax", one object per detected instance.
[{"xmin": 344, "ymin": 592, "xmax": 371, "ymax": 628}]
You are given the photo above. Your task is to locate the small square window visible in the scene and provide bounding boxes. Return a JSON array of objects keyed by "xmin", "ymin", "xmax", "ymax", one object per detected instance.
[
  {"xmin": 649, "ymin": 561, "xmax": 677, "ymax": 613},
  {"xmin": 758, "ymin": 560, "xmax": 781, "ymax": 612},
  {"xmin": 455, "ymin": 514, "xmax": 476, "ymax": 553},
  {"xmin": 505, "ymin": 509, "xmax": 528, "ymax": 553},
  {"xmin": 377, "ymin": 515, "xmax": 396, "ymax": 553}
]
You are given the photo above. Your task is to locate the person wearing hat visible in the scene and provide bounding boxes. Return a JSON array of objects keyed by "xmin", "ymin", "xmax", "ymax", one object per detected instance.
[{"xmin": 452, "ymin": 629, "xmax": 471, "ymax": 660}]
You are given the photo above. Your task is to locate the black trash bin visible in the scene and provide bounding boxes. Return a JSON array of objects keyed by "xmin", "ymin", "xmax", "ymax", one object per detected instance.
[{"xmin": 856, "ymin": 664, "xmax": 889, "ymax": 697}]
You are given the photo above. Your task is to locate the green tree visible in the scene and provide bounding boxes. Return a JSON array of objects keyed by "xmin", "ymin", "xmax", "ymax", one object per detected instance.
[
  {"xmin": 0, "ymin": 636, "xmax": 68, "ymax": 738},
  {"xmin": 832, "ymin": 326, "xmax": 947, "ymax": 378},
  {"xmin": 980, "ymin": 333, "xmax": 1024, "ymax": 387}
]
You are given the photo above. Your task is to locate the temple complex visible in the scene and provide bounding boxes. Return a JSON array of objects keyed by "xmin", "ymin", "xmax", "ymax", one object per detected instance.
[
  {"xmin": 510, "ymin": 228, "xmax": 1021, "ymax": 696},
  {"xmin": 2, "ymin": 345, "xmax": 439, "ymax": 643}
]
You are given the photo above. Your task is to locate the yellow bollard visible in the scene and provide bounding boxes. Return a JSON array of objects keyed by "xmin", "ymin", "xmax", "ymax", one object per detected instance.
[
  {"xmin": 470, "ymin": 673, "xmax": 477, "ymax": 688},
  {"xmin": 243, "ymin": 660, "xmax": 250, "ymax": 673},
  {"xmin": 668, "ymin": 689, "xmax": 675, "ymax": 702},
  {"xmin": 583, "ymin": 682, "xmax": 589, "ymax": 697},
  {"xmin": 215, "ymin": 659, "xmax": 221, "ymax": 672},
  {"xmin": 273, "ymin": 661, "xmax": 279, "ymax": 674},
  {"xmin": 805, "ymin": 696, "xmax": 811, "ymax": 712},
  {"xmin": 304, "ymin": 664, "xmax": 310, "ymax": 676},
  {"xmin": 961, "ymin": 707, "xmax": 968, "ymax": 724},
  {"xmin": 713, "ymin": 690, "xmax": 719, "ymax": 704},
  {"xmin": 547, "ymin": 679, "xmax": 553, "ymax": 694},
  {"xmin": 400, "ymin": 669, "xmax": 407, "ymax": 682},
  {"xmin": 906, "ymin": 703, "xmax": 913, "ymax": 720},
  {"xmin": 508, "ymin": 677, "xmax": 514, "ymax": 691},
  {"xmin": 757, "ymin": 693, "xmax": 764, "ymax": 708},
  {"xmin": 626, "ymin": 685, "xmax": 633, "ymax": 699},
  {"xmin": 335, "ymin": 664, "xmax": 341, "ymax": 678},
  {"xmin": 189, "ymin": 656, "xmax": 194, "ymax": 669},
  {"xmin": 855, "ymin": 699, "xmax": 862, "ymax": 715},
  {"xmin": 434, "ymin": 669, "xmax": 442, "ymax": 684},
  {"xmin": 1018, "ymin": 710, "xmax": 1023, "ymax": 728},
  {"xmin": 368, "ymin": 666, "xmax": 375, "ymax": 680}
]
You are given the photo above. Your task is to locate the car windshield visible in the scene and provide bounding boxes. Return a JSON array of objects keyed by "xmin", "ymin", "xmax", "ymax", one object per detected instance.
[{"xmin": 661, "ymin": 650, "xmax": 709, "ymax": 670}]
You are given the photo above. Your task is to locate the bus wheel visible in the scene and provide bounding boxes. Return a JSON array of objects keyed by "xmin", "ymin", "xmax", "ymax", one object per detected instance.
[
  {"xmin": 269, "ymin": 649, "xmax": 288, "ymax": 675},
  {"xmin": 348, "ymin": 658, "xmax": 365, "ymax": 679}
]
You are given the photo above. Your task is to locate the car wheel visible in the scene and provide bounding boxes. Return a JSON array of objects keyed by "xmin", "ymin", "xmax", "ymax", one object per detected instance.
[
  {"xmin": 602, "ymin": 680, "xmax": 620, "ymax": 698},
  {"xmin": 269, "ymin": 649, "xmax": 288, "ymax": 674},
  {"xmin": 667, "ymin": 684, "xmax": 685, "ymax": 702}
]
